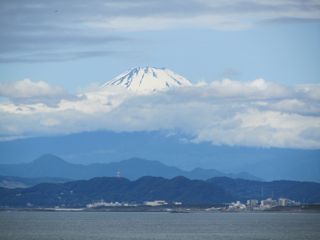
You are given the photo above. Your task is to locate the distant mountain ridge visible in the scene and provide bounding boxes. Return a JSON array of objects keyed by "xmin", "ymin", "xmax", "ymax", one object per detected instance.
[
  {"xmin": 1, "ymin": 176, "xmax": 319, "ymax": 207},
  {"xmin": 0, "ymin": 154, "xmax": 260, "ymax": 181},
  {"xmin": 1, "ymin": 131, "xmax": 319, "ymax": 182}
]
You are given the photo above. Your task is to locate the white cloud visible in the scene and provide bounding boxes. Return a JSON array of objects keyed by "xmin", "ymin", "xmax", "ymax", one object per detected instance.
[
  {"xmin": 296, "ymin": 85, "xmax": 320, "ymax": 101},
  {"xmin": 88, "ymin": 14, "xmax": 251, "ymax": 32},
  {"xmin": 0, "ymin": 78, "xmax": 319, "ymax": 149},
  {"xmin": 86, "ymin": 0, "xmax": 320, "ymax": 32},
  {"xmin": 0, "ymin": 79, "xmax": 65, "ymax": 99},
  {"xmin": 209, "ymin": 78, "xmax": 291, "ymax": 98}
]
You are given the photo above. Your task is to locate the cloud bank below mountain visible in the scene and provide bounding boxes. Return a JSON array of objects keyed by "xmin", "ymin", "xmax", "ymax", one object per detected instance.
[{"xmin": 0, "ymin": 76, "xmax": 319, "ymax": 149}]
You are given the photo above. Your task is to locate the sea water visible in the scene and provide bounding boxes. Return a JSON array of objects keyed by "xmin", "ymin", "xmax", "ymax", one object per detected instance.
[{"xmin": 0, "ymin": 211, "xmax": 319, "ymax": 240}]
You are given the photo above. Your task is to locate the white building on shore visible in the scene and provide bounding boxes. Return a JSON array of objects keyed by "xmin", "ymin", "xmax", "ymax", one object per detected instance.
[
  {"xmin": 260, "ymin": 198, "xmax": 278, "ymax": 209},
  {"xmin": 228, "ymin": 201, "xmax": 247, "ymax": 211}
]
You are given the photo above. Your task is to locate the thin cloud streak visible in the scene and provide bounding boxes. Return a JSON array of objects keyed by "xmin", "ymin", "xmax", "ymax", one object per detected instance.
[
  {"xmin": 0, "ymin": 50, "xmax": 117, "ymax": 63},
  {"xmin": 1, "ymin": 0, "xmax": 319, "ymax": 62}
]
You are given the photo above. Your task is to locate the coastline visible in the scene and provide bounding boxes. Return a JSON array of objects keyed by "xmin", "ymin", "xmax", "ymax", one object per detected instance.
[{"xmin": 1, "ymin": 205, "xmax": 320, "ymax": 213}]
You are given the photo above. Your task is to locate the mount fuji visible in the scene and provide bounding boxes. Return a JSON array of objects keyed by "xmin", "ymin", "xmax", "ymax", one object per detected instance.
[{"xmin": 101, "ymin": 67, "xmax": 192, "ymax": 93}]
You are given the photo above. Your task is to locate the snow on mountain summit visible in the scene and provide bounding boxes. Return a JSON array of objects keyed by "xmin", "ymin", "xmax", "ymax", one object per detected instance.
[{"xmin": 102, "ymin": 67, "xmax": 192, "ymax": 93}]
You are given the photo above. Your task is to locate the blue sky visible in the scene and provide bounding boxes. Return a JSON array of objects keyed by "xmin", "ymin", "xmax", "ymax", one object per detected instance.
[
  {"xmin": 0, "ymin": 1, "xmax": 319, "ymax": 91},
  {"xmin": 0, "ymin": 0, "xmax": 319, "ymax": 149},
  {"xmin": 0, "ymin": 23, "xmax": 319, "ymax": 92}
]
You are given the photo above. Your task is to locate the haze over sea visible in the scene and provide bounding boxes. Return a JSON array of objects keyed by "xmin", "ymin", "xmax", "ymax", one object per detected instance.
[{"xmin": 1, "ymin": 212, "xmax": 319, "ymax": 240}]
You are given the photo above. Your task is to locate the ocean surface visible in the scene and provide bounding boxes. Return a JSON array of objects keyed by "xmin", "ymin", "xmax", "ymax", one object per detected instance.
[{"xmin": 0, "ymin": 211, "xmax": 320, "ymax": 240}]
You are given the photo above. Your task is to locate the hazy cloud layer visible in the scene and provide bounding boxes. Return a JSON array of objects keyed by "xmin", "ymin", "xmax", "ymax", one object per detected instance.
[
  {"xmin": 0, "ymin": 78, "xmax": 319, "ymax": 149},
  {"xmin": 0, "ymin": 79, "xmax": 65, "ymax": 99},
  {"xmin": 1, "ymin": 0, "xmax": 319, "ymax": 62}
]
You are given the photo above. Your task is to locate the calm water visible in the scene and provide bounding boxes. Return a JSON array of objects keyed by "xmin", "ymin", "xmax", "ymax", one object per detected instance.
[{"xmin": 0, "ymin": 211, "xmax": 320, "ymax": 240}]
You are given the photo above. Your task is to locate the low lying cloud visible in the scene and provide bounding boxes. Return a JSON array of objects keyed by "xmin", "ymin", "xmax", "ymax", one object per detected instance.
[
  {"xmin": 0, "ymin": 78, "xmax": 319, "ymax": 149},
  {"xmin": 0, "ymin": 79, "xmax": 65, "ymax": 99}
]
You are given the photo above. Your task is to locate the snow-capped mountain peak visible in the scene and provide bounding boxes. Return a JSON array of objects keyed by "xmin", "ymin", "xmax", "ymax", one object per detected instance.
[{"xmin": 101, "ymin": 67, "xmax": 192, "ymax": 93}]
